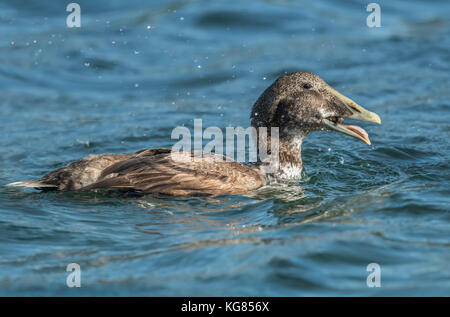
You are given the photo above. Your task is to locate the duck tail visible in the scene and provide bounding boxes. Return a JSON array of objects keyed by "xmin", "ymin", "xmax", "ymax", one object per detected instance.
[{"xmin": 6, "ymin": 180, "xmax": 57, "ymax": 189}]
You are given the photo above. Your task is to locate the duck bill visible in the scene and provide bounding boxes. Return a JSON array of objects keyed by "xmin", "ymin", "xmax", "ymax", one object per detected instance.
[
  {"xmin": 323, "ymin": 119, "xmax": 372, "ymax": 145},
  {"xmin": 324, "ymin": 86, "xmax": 382, "ymax": 145},
  {"xmin": 326, "ymin": 86, "xmax": 381, "ymax": 124}
]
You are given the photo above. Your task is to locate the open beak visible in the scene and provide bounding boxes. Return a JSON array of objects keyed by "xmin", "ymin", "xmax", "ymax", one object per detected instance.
[{"xmin": 323, "ymin": 86, "xmax": 381, "ymax": 145}]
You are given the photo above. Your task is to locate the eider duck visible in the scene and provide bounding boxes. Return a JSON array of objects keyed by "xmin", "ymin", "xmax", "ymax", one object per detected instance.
[{"xmin": 8, "ymin": 72, "xmax": 381, "ymax": 196}]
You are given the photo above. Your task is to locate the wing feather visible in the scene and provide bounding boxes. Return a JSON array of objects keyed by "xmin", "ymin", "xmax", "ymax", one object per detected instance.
[{"xmin": 82, "ymin": 150, "xmax": 265, "ymax": 195}]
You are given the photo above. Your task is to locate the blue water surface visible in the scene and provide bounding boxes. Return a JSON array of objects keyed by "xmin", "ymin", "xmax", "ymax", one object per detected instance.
[{"xmin": 0, "ymin": 0, "xmax": 449, "ymax": 296}]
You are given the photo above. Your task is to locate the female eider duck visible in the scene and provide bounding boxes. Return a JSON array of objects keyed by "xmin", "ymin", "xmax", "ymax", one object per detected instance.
[{"xmin": 8, "ymin": 72, "xmax": 381, "ymax": 196}]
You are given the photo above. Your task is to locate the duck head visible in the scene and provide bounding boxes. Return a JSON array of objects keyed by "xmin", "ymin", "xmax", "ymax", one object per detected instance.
[{"xmin": 251, "ymin": 72, "xmax": 381, "ymax": 178}]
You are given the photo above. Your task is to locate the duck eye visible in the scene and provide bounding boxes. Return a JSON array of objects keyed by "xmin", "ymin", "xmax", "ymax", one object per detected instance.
[{"xmin": 303, "ymin": 83, "xmax": 312, "ymax": 89}]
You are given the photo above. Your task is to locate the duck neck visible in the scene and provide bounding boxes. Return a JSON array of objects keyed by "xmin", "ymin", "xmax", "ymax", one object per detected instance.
[
  {"xmin": 253, "ymin": 127, "xmax": 306, "ymax": 180},
  {"xmin": 257, "ymin": 134, "xmax": 305, "ymax": 180},
  {"xmin": 276, "ymin": 135, "xmax": 304, "ymax": 179}
]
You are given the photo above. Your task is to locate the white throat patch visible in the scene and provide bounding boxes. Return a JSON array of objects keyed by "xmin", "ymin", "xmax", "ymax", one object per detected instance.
[{"xmin": 279, "ymin": 163, "xmax": 303, "ymax": 179}]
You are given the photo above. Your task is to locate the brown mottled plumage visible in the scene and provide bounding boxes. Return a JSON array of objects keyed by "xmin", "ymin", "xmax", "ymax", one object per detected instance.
[{"xmin": 8, "ymin": 72, "xmax": 381, "ymax": 196}]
